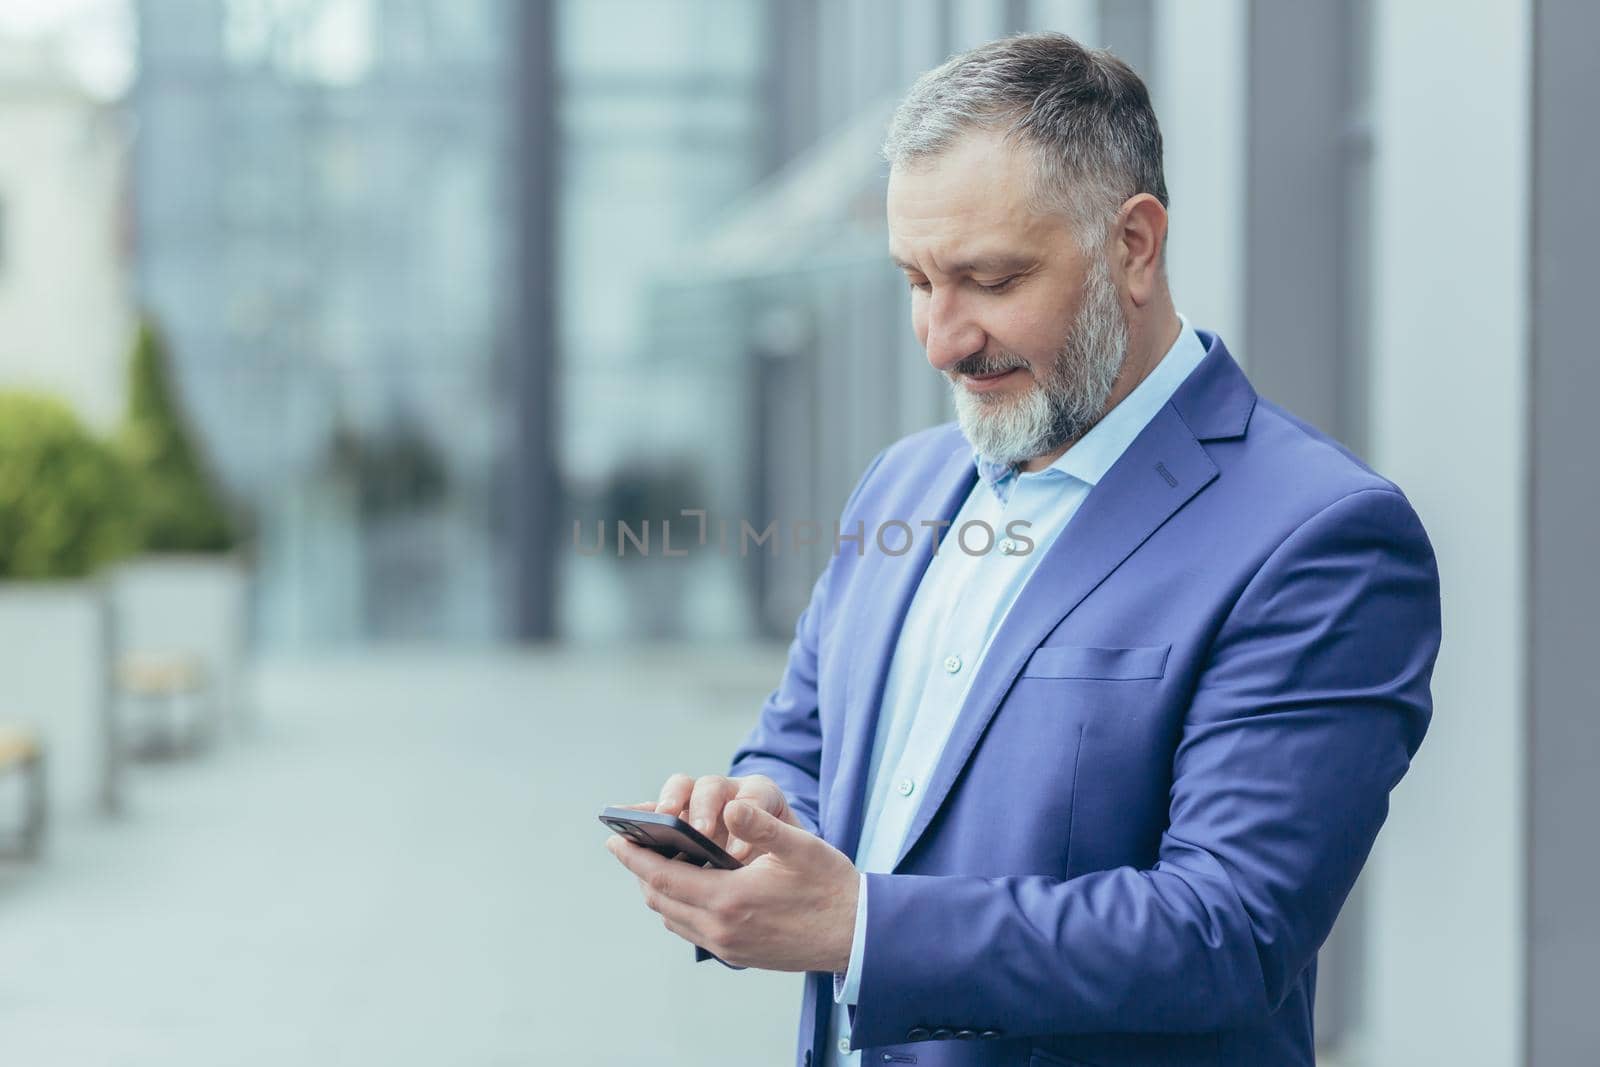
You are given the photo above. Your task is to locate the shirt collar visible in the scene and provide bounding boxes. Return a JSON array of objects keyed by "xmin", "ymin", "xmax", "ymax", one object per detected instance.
[{"xmin": 973, "ymin": 312, "xmax": 1210, "ymax": 500}]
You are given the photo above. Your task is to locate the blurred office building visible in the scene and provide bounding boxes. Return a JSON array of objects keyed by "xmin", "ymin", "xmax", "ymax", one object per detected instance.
[
  {"xmin": 130, "ymin": 0, "xmax": 810, "ymax": 648},
  {"xmin": 133, "ymin": 0, "xmax": 520, "ymax": 646},
  {"xmin": 127, "ymin": 1, "xmax": 1215, "ymax": 650}
]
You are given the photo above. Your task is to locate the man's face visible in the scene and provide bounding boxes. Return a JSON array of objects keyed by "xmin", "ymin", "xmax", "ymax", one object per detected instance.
[{"xmin": 887, "ymin": 128, "xmax": 1128, "ymax": 466}]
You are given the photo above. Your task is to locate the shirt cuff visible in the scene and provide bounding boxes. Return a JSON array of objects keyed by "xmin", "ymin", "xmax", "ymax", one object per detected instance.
[{"xmin": 832, "ymin": 873, "xmax": 869, "ymax": 1006}]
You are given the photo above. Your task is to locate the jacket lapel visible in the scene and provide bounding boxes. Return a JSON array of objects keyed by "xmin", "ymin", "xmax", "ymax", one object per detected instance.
[
  {"xmin": 888, "ymin": 334, "xmax": 1256, "ymax": 869},
  {"xmin": 823, "ymin": 440, "xmax": 975, "ymax": 859}
]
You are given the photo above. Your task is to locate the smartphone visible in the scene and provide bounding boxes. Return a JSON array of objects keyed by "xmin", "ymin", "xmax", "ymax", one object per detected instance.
[{"xmin": 598, "ymin": 806, "xmax": 743, "ymax": 870}]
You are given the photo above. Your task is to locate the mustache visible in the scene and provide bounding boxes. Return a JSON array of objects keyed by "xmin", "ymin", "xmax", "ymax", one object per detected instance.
[{"xmin": 949, "ymin": 353, "xmax": 1030, "ymax": 378}]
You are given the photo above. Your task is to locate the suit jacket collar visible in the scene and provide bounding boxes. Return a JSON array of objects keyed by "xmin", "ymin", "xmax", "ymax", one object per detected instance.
[{"xmin": 1171, "ymin": 329, "xmax": 1255, "ymax": 442}]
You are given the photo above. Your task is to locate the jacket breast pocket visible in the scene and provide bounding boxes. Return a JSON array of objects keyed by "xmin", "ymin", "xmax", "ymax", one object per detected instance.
[{"xmin": 1018, "ymin": 643, "xmax": 1169, "ymax": 681}]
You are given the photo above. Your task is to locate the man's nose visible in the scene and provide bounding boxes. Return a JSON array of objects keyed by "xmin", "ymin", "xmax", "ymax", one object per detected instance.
[{"xmin": 924, "ymin": 291, "xmax": 987, "ymax": 373}]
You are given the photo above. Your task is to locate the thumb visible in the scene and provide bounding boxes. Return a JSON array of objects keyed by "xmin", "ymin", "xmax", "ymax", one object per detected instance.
[{"xmin": 726, "ymin": 800, "xmax": 805, "ymax": 852}]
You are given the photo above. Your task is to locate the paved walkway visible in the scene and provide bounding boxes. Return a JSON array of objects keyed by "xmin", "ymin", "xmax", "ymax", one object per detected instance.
[{"xmin": 0, "ymin": 647, "xmax": 800, "ymax": 1067}]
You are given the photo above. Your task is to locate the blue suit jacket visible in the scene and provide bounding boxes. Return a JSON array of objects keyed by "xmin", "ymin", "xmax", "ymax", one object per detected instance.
[{"xmin": 720, "ymin": 332, "xmax": 1441, "ymax": 1066}]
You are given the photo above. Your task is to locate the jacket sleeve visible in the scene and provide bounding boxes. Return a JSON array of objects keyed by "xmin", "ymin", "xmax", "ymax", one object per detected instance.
[
  {"xmin": 694, "ymin": 446, "xmax": 888, "ymax": 967},
  {"xmin": 847, "ymin": 487, "xmax": 1443, "ymax": 1044}
]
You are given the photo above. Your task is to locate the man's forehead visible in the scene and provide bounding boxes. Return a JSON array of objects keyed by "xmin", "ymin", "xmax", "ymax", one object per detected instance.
[
  {"xmin": 886, "ymin": 143, "xmax": 1060, "ymax": 271},
  {"xmin": 887, "ymin": 159, "xmax": 1031, "ymax": 224}
]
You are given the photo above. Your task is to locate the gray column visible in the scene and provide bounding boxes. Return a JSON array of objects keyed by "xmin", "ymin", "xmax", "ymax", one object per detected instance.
[
  {"xmin": 1243, "ymin": 0, "xmax": 1365, "ymax": 452},
  {"xmin": 1528, "ymin": 0, "xmax": 1600, "ymax": 1061},
  {"xmin": 763, "ymin": 0, "xmax": 821, "ymax": 173},
  {"xmin": 508, "ymin": 0, "xmax": 561, "ymax": 640},
  {"xmin": 1098, "ymin": 0, "xmax": 1154, "ymax": 83}
]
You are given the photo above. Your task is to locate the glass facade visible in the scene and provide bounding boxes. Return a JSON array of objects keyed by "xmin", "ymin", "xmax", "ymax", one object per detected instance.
[
  {"xmin": 129, "ymin": 1, "xmax": 1126, "ymax": 647},
  {"xmin": 134, "ymin": 0, "xmax": 518, "ymax": 646},
  {"xmin": 554, "ymin": 0, "xmax": 770, "ymax": 642}
]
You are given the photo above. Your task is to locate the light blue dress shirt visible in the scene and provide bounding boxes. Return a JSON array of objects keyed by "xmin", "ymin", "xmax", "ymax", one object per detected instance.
[{"xmin": 823, "ymin": 315, "xmax": 1210, "ymax": 1064}]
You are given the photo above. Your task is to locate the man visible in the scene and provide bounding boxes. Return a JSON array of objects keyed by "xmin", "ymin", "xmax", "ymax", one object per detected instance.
[{"xmin": 605, "ymin": 31, "xmax": 1440, "ymax": 1067}]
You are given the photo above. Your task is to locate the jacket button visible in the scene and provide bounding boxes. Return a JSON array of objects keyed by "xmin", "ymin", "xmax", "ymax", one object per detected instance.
[
  {"xmin": 931, "ymin": 1028, "xmax": 954, "ymax": 1040},
  {"xmin": 906, "ymin": 1027, "xmax": 930, "ymax": 1041},
  {"xmin": 954, "ymin": 1030, "xmax": 977, "ymax": 1040},
  {"xmin": 979, "ymin": 1029, "xmax": 1001, "ymax": 1039}
]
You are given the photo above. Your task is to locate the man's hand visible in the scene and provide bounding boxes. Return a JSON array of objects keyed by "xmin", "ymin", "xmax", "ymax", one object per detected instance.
[
  {"xmin": 644, "ymin": 772, "xmax": 803, "ymax": 863},
  {"xmin": 605, "ymin": 800, "xmax": 859, "ymax": 973}
]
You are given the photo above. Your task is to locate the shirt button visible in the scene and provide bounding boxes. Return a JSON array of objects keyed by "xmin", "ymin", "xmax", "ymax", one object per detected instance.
[
  {"xmin": 837, "ymin": 1036, "xmax": 851, "ymax": 1054},
  {"xmin": 943, "ymin": 654, "xmax": 962, "ymax": 674},
  {"xmin": 896, "ymin": 777, "xmax": 916, "ymax": 797},
  {"xmin": 999, "ymin": 537, "xmax": 1017, "ymax": 555}
]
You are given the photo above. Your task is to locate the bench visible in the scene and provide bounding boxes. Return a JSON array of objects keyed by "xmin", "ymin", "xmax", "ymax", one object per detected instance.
[
  {"xmin": 115, "ymin": 651, "xmax": 212, "ymax": 758},
  {"xmin": 0, "ymin": 723, "xmax": 46, "ymax": 858}
]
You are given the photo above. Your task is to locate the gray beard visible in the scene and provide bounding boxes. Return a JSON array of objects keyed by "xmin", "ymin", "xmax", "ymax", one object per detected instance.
[{"xmin": 948, "ymin": 252, "xmax": 1129, "ymax": 469}]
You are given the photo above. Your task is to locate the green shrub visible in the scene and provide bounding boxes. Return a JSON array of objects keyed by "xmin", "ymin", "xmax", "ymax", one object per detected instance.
[
  {"xmin": 117, "ymin": 318, "xmax": 236, "ymax": 553},
  {"xmin": 0, "ymin": 392, "xmax": 136, "ymax": 580}
]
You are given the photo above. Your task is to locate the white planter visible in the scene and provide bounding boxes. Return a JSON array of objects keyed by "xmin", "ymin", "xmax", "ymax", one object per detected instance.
[
  {"xmin": 105, "ymin": 554, "xmax": 250, "ymax": 739},
  {"xmin": 0, "ymin": 581, "xmax": 116, "ymax": 820}
]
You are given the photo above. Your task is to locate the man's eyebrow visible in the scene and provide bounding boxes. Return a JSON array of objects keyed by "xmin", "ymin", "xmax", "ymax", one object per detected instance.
[{"xmin": 889, "ymin": 252, "xmax": 1035, "ymax": 275}]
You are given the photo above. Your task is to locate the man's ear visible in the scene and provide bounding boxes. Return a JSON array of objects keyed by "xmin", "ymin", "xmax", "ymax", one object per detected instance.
[{"xmin": 1114, "ymin": 193, "xmax": 1169, "ymax": 307}]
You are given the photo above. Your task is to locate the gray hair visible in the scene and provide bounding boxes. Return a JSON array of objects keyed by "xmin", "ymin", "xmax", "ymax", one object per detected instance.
[{"xmin": 883, "ymin": 31, "xmax": 1168, "ymax": 247}]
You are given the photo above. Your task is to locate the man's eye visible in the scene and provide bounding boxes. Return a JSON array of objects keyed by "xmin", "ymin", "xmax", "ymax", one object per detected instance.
[{"xmin": 906, "ymin": 276, "xmax": 1015, "ymax": 293}]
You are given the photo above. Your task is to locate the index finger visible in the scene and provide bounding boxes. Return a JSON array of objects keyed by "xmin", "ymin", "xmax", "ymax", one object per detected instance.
[
  {"xmin": 656, "ymin": 773, "xmax": 695, "ymax": 816},
  {"xmin": 687, "ymin": 777, "xmax": 739, "ymax": 842}
]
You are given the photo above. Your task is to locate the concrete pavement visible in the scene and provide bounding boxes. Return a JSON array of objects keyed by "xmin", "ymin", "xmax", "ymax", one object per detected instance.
[{"xmin": 0, "ymin": 646, "xmax": 801, "ymax": 1067}]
